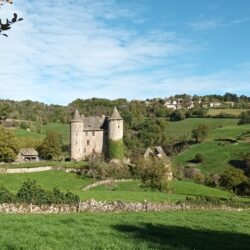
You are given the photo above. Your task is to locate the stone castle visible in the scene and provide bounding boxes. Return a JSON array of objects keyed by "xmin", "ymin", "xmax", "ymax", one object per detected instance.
[{"xmin": 70, "ymin": 107, "xmax": 123, "ymax": 161}]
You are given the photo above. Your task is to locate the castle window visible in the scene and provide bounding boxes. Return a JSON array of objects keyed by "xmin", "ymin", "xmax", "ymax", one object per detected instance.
[
  {"xmin": 92, "ymin": 131, "xmax": 95, "ymax": 136},
  {"xmin": 118, "ymin": 125, "xmax": 120, "ymax": 128},
  {"xmin": 84, "ymin": 148, "xmax": 86, "ymax": 153},
  {"xmin": 85, "ymin": 131, "xmax": 88, "ymax": 136},
  {"xmin": 87, "ymin": 140, "xmax": 90, "ymax": 146}
]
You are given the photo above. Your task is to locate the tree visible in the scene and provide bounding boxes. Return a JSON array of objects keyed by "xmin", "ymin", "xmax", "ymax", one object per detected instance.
[
  {"xmin": 0, "ymin": 125, "xmax": 19, "ymax": 162},
  {"xmin": 192, "ymin": 124, "xmax": 209, "ymax": 143},
  {"xmin": 39, "ymin": 130, "xmax": 62, "ymax": 160},
  {"xmin": 136, "ymin": 156, "xmax": 172, "ymax": 192},
  {"xmin": 219, "ymin": 168, "xmax": 248, "ymax": 190},
  {"xmin": 0, "ymin": 0, "xmax": 23, "ymax": 37},
  {"xmin": 35, "ymin": 115, "xmax": 42, "ymax": 134},
  {"xmin": 238, "ymin": 111, "xmax": 250, "ymax": 125}
]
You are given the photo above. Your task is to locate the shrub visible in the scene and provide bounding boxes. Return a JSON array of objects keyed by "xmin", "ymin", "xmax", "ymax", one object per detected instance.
[
  {"xmin": 183, "ymin": 166, "xmax": 201, "ymax": 179},
  {"xmin": 20, "ymin": 122, "xmax": 29, "ymax": 130},
  {"xmin": 219, "ymin": 168, "xmax": 248, "ymax": 190},
  {"xmin": 234, "ymin": 181, "xmax": 250, "ymax": 196},
  {"xmin": 183, "ymin": 196, "xmax": 250, "ymax": 208},
  {"xmin": 205, "ymin": 174, "xmax": 220, "ymax": 187},
  {"xmin": 0, "ymin": 186, "xmax": 15, "ymax": 203},
  {"xmin": 195, "ymin": 153, "xmax": 205, "ymax": 163},
  {"xmin": 15, "ymin": 179, "xmax": 80, "ymax": 205},
  {"xmin": 193, "ymin": 172, "xmax": 205, "ymax": 184},
  {"xmin": 16, "ymin": 179, "xmax": 48, "ymax": 205},
  {"xmin": 238, "ymin": 110, "xmax": 250, "ymax": 125},
  {"xmin": 136, "ymin": 156, "xmax": 171, "ymax": 192}
]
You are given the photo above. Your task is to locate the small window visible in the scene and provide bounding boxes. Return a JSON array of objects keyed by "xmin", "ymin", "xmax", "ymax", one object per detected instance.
[
  {"xmin": 84, "ymin": 148, "xmax": 86, "ymax": 153},
  {"xmin": 92, "ymin": 131, "xmax": 95, "ymax": 136},
  {"xmin": 118, "ymin": 125, "xmax": 120, "ymax": 128},
  {"xmin": 92, "ymin": 149, "xmax": 95, "ymax": 153},
  {"xmin": 87, "ymin": 140, "xmax": 90, "ymax": 146},
  {"xmin": 85, "ymin": 131, "xmax": 88, "ymax": 136}
]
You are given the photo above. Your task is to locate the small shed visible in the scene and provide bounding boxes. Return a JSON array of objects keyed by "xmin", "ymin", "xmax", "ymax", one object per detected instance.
[{"xmin": 16, "ymin": 148, "xmax": 39, "ymax": 163}]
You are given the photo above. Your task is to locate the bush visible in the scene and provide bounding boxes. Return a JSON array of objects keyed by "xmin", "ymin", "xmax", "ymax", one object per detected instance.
[
  {"xmin": 183, "ymin": 196, "xmax": 250, "ymax": 208},
  {"xmin": 14, "ymin": 179, "xmax": 80, "ymax": 205},
  {"xmin": 205, "ymin": 174, "xmax": 220, "ymax": 187},
  {"xmin": 195, "ymin": 153, "xmax": 205, "ymax": 163},
  {"xmin": 234, "ymin": 181, "xmax": 250, "ymax": 196},
  {"xmin": 219, "ymin": 168, "xmax": 248, "ymax": 190},
  {"xmin": 183, "ymin": 166, "xmax": 201, "ymax": 179},
  {"xmin": 238, "ymin": 110, "xmax": 250, "ymax": 125},
  {"xmin": 136, "ymin": 156, "xmax": 172, "ymax": 192},
  {"xmin": 193, "ymin": 172, "xmax": 205, "ymax": 184},
  {"xmin": 0, "ymin": 186, "xmax": 15, "ymax": 203},
  {"xmin": 20, "ymin": 122, "xmax": 30, "ymax": 130}
]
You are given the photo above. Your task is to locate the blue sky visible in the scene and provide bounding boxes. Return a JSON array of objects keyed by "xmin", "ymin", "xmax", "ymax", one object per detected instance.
[{"xmin": 0, "ymin": 0, "xmax": 250, "ymax": 104}]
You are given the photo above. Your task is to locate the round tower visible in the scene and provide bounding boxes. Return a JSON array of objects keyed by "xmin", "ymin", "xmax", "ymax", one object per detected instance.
[
  {"xmin": 70, "ymin": 109, "xmax": 83, "ymax": 161},
  {"xmin": 108, "ymin": 107, "xmax": 124, "ymax": 159}
]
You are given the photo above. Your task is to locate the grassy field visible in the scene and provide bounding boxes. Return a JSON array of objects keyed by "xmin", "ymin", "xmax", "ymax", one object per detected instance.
[
  {"xmin": 14, "ymin": 118, "xmax": 242, "ymax": 143},
  {"xmin": 206, "ymin": 108, "xmax": 250, "ymax": 116},
  {"xmin": 14, "ymin": 122, "xmax": 70, "ymax": 144},
  {"xmin": 174, "ymin": 141, "xmax": 249, "ymax": 174},
  {"xmin": 0, "ymin": 211, "xmax": 249, "ymax": 249},
  {"xmin": 0, "ymin": 160, "xmax": 88, "ymax": 169},
  {"xmin": 0, "ymin": 171, "xmax": 93, "ymax": 197},
  {"xmin": 166, "ymin": 118, "xmax": 239, "ymax": 140},
  {"xmin": 207, "ymin": 124, "xmax": 250, "ymax": 141},
  {"xmin": 0, "ymin": 171, "xmax": 235, "ymax": 202}
]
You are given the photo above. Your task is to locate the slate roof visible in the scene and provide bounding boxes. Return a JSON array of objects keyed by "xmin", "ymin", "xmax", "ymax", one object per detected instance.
[
  {"xmin": 83, "ymin": 116, "xmax": 107, "ymax": 130},
  {"xmin": 19, "ymin": 148, "xmax": 39, "ymax": 156},
  {"xmin": 109, "ymin": 106, "xmax": 122, "ymax": 120},
  {"xmin": 72, "ymin": 109, "xmax": 82, "ymax": 121}
]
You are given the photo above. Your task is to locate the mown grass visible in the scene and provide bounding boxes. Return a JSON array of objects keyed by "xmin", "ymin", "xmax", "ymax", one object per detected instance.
[
  {"xmin": 206, "ymin": 108, "xmax": 250, "ymax": 116},
  {"xmin": 0, "ymin": 211, "xmax": 249, "ymax": 249},
  {"xmin": 174, "ymin": 141, "xmax": 250, "ymax": 174}
]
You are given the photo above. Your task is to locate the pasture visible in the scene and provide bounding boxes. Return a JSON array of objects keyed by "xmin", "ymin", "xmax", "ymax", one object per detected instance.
[
  {"xmin": 0, "ymin": 171, "xmax": 234, "ymax": 202},
  {"xmin": 0, "ymin": 211, "xmax": 249, "ymax": 249},
  {"xmin": 206, "ymin": 108, "xmax": 249, "ymax": 116}
]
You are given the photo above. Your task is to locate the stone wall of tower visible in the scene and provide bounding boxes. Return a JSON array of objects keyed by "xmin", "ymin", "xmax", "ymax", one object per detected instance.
[
  {"xmin": 70, "ymin": 120, "xmax": 83, "ymax": 161},
  {"xmin": 82, "ymin": 130, "xmax": 104, "ymax": 158},
  {"xmin": 108, "ymin": 119, "xmax": 123, "ymax": 141}
]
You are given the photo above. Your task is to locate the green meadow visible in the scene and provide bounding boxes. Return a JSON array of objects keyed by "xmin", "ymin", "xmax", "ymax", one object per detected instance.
[
  {"xmin": 0, "ymin": 171, "xmax": 234, "ymax": 202},
  {"xmin": 0, "ymin": 211, "xmax": 249, "ymax": 250}
]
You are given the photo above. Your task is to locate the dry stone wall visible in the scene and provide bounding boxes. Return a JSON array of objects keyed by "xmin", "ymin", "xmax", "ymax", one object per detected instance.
[{"xmin": 0, "ymin": 200, "xmax": 246, "ymax": 214}]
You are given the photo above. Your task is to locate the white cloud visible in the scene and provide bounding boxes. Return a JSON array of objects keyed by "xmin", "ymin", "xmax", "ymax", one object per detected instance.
[{"xmin": 0, "ymin": 0, "xmax": 249, "ymax": 104}]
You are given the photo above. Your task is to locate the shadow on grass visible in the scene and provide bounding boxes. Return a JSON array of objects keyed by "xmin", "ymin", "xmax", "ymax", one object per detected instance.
[
  {"xmin": 113, "ymin": 223, "xmax": 250, "ymax": 250},
  {"xmin": 229, "ymin": 160, "xmax": 250, "ymax": 176}
]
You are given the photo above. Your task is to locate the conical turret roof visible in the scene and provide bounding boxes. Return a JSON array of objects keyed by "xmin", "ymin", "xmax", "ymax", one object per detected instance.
[
  {"xmin": 109, "ymin": 106, "xmax": 123, "ymax": 120},
  {"xmin": 72, "ymin": 109, "xmax": 82, "ymax": 121}
]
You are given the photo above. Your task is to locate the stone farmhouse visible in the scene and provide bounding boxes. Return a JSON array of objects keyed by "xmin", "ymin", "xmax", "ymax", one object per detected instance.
[{"xmin": 70, "ymin": 107, "xmax": 123, "ymax": 161}]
